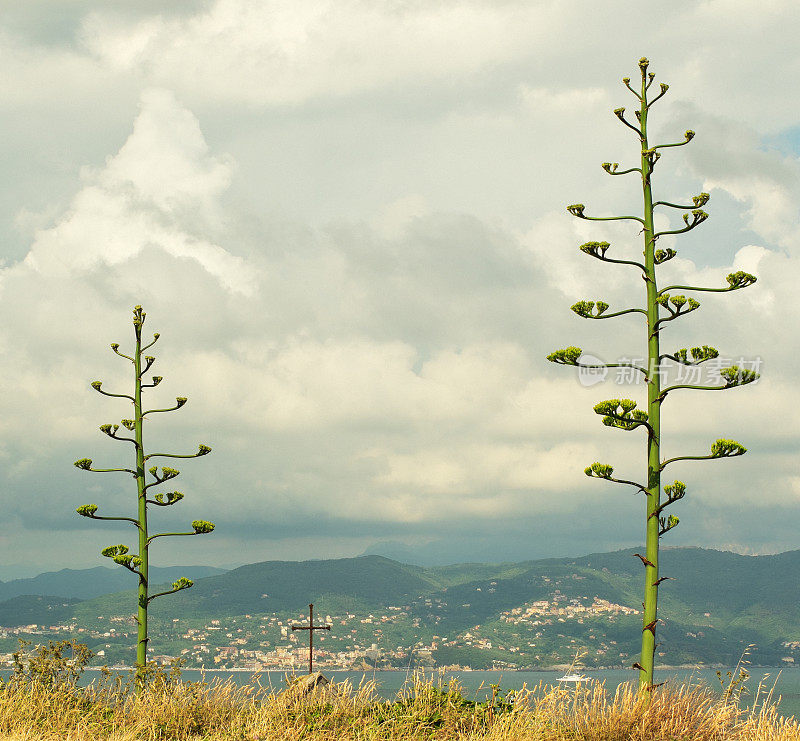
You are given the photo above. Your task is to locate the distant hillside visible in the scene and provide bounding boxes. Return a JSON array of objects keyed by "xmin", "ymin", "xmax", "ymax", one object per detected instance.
[
  {"xmin": 2, "ymin": 547, "xmax": 799, "ymax": 668},
  {"xmin": 0, "ymin": 565, "xmax": 228, "ymax": 602},
  {"xmin": 0, "ymin": 595, "xmax": 82, "ymax": 627},
  {"xmin": 110, "ymin": 555, "xmax": 442, "ymax": 618}
]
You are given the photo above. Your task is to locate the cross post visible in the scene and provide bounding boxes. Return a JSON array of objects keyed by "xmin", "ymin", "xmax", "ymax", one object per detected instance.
[{"xmin": 291, "ymin": 603, "xmax": 331, "ymax": 674}]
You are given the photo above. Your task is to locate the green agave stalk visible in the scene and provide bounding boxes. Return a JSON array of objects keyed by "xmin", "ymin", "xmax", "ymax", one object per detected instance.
[
  {"xmin": 74, "ymin": 305, "xmax": 214, "ymax": 691},
  {"xmin": 547, "ymin": 58, "xmax": 759, "ymax": 691}
]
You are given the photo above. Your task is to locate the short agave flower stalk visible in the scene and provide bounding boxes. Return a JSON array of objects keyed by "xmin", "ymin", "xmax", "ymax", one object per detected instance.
[
  {"xmin": 74, "ymin": 305, "xmax": 214, "ymax": 691},
  {"xmin": 547, "ymin": 58, "xmax": 759, "ymax": 691}
]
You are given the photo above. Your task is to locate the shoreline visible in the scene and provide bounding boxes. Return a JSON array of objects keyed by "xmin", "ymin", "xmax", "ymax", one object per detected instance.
[{"xmin": 78, "ymin": 664, "xmax": 791, "ymax": 673}]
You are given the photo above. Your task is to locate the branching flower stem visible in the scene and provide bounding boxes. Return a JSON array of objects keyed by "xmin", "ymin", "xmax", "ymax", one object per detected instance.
[
  {"xmin": 74, "ymin": 306, "xmax": 214, "ymax": 694},
  {"xmin": 547, "ymin": 58, "xmax": 757, "ymax": 695}
]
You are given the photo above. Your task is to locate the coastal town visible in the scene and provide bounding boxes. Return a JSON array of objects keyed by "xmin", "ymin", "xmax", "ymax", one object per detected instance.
[{"xmin": 0, "ymin": 592, "xmax": 650, "ymax": 671}]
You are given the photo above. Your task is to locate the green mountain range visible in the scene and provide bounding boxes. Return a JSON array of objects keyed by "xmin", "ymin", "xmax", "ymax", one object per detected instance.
[{"xmin": 1, "ymin": 547, "xmax": 797, "ymax": 669}]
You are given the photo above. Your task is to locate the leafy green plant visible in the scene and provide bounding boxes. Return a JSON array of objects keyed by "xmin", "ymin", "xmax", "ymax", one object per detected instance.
[
  {"xmin": 547, "ymin": 58, "xmax": 758, "ymax": 691},
  {"xmin": 8, "ymin": 638, "xmax": 93, "ymax": 689},
  {"xmin": 74, "ymin": 305, "xmax": 215, "ymax": 691}
]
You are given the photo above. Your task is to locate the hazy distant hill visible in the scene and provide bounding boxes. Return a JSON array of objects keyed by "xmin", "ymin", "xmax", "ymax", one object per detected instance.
[
  {"xmin": 0, "ymin": 595, "xmax": 83, "ymax": 627},
  {"xmin": 2, "ymin": 548, "xmax": 798, "ymax": 667},
  {"xmin": 0, "ymin": 565, "xmax": 228, "ymax": 602}
]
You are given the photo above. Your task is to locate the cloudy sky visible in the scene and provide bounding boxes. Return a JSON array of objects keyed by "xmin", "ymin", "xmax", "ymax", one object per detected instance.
[{"xmin": 1, "ymin": 0, "xmax": 798, "ymax": 579}]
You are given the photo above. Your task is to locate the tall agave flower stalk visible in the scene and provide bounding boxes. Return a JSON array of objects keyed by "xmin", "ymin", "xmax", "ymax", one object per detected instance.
[
  {"xmin": 547, "ymin": 58, "xmax": 759, "ymax": 691},
  {"xmin": 74, "ymin": 305, "xmax": 214, "ymax": 690}
]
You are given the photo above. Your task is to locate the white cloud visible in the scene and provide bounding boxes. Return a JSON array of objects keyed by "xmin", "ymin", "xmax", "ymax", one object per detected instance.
[{"xmin": 17, "ymin": 88, "xmax": 254, "ymax": 297}]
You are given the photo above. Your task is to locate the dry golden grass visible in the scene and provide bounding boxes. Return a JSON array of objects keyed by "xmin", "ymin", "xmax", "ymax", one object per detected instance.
[{"xmin": 0, "ymin": 668, "xmax": 798, "ymax": 741}]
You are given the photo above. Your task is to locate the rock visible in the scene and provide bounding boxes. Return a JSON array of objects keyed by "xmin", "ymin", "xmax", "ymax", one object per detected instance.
[
  {"xmin": 278, "ymin": 671, "xmax": 341, "ymax": 704},
  {"xmin": 290, "ymin": 672, "xmax": 329, "ymax": 695}
]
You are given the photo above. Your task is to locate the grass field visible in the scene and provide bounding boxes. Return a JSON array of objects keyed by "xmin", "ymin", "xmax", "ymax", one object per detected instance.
[{"xmin": 1, "ymin": 662, "xmax": 799, "ymax": 741}]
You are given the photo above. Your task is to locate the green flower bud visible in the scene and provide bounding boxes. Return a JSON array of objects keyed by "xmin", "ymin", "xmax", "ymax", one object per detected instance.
[
  {"xmin": 74, "ymin": 458, "xmax": 93, "ymax": 470},
  {"xmin": 154, "ymin": 491, "xmax": 185, "ymax": 505},
  {"xmin": 101, "ymin": 544, "xmax": 129, "ymax": 558},
  {"xmin": 579, "ymin": 241, "xmax": 610, "ymax": 257},
  {"xmin": 720, "ymin": 366, "xmax": 760, "ymax": 386},
  {"xmin": 172, "ymin": 577, "xmax": 193, "ymax": 591},
  {"xmin": 710, "ymin": 439, "xmax": 746, "ymax": 457},
  {"xmin": 192, "ymin": 520, "xmax": 215, "ymax": 534},
  {"xmin": 176, "ymin": 397, "xmax": 187, "ymax": 408},
  {"xmin": 76, "ymin": 504, "xmax": 98, "ymax": 517},
  {"xmin": 654, "ymin": 248, "xmax": 676, "ymax": 264},
  {"xmin": 726, "ymin": 271, "xmax": 757, "ymax": 289},
  {"xmin": 659, "ymin": 514, "xmax": 679, "ymax": 535},
  {"xmin": 585, "ymin": 462, "xmax": 614, "ymax": 478},
  {"xmin": 197, "ymin": 444, "xmax": 212, "ymax": 456},
  {"xmin": 690, "ymin": 346, "xmax": 718, "ymax": 362},
  {"xmin": 593, "ymin": 400, "xmax": 620, "ymax": 416},
  {"xmin": 567, "ymin": 203, "xmax": 586, "ymax": 217},
  {"xmin": 91, "ymin": 381, "xmax": 102, "ymax": 390},
  {"xmin": 663, "ymin": 481, "xmax": 686, "ymax": 500},
  {"xmin": 546, "ymin": 347, "xmax": 582, "ymax": 365},
  {"xmin": 684, "ymin": 209, "xmax": 708, "ymax": 226},
  {"xmin": 571, "ymin": 301, "xmax": 595, "ymax": 318}
]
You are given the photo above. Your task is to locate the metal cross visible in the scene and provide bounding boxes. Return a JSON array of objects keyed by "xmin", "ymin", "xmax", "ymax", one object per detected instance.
[{"xmin": 291, "ymin": 603, "xmax": 331, "ymax": 674}]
